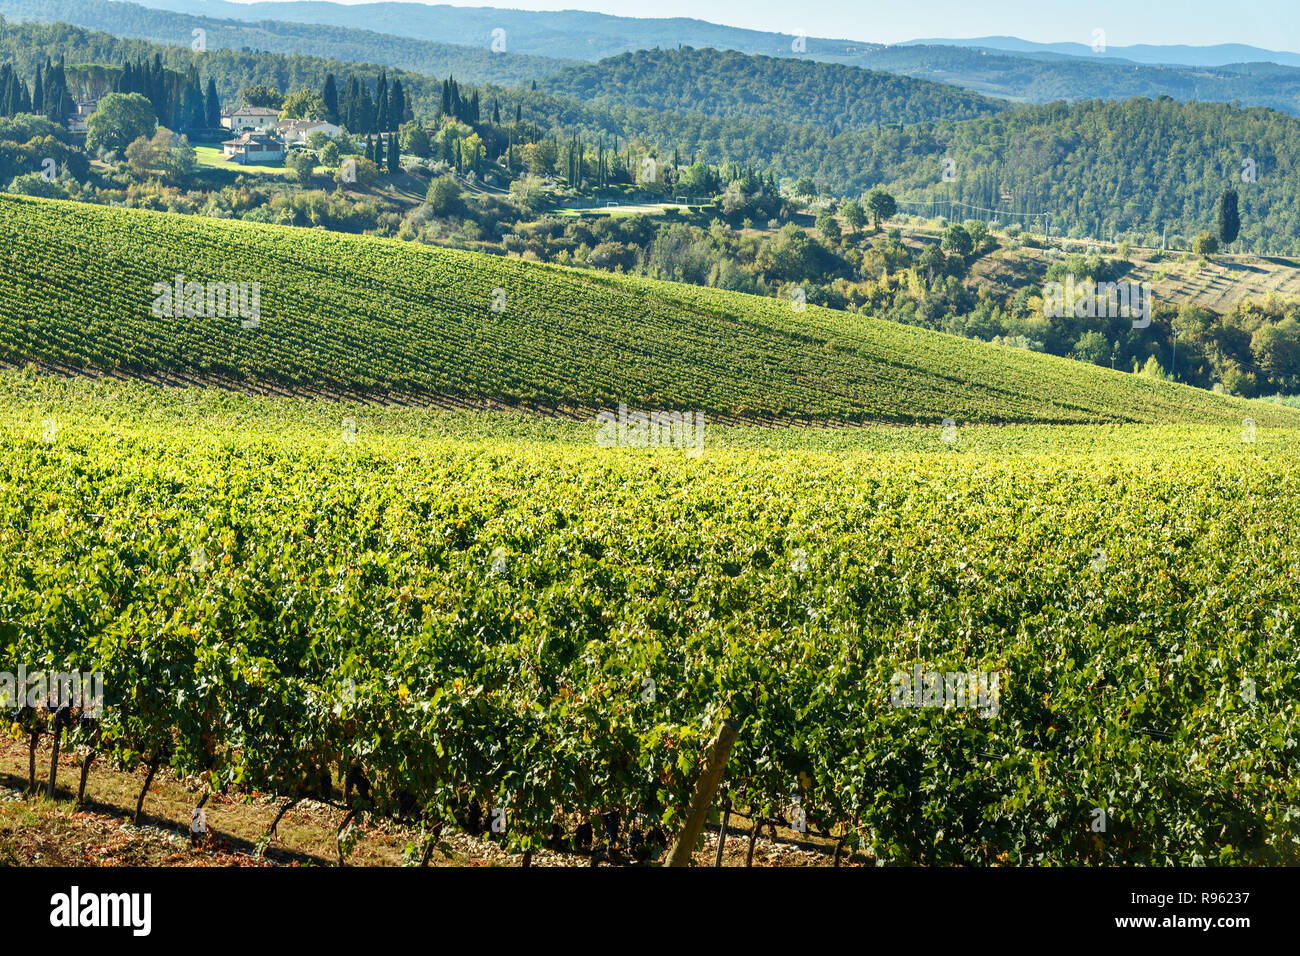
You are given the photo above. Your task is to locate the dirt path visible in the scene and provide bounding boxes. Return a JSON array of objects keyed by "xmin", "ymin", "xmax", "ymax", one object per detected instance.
[{"xmin": 0, "ymin": 736, "xmax": 863, "ymax": 868}]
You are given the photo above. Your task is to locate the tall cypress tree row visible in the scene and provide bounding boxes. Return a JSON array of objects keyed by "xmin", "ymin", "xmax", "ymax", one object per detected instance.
[{"xmin": 0, "ymin": 65, "xmax": 32, "ymax": 118}]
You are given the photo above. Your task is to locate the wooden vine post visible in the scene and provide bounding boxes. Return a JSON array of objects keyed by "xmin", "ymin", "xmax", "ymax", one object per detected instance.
[{"xmin": 665, "ymin": 720, "xmax": 739, "ymax": 867}]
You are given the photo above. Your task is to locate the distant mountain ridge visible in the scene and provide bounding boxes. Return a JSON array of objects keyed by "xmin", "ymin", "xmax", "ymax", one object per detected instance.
[
  {"xmin": 0, "ymin": 0, "xmax": 574, "ymax": 86},
  {"xmin": 97, "ymin": 0, "xmax": 846, "ymax": 60},
  {"xmin": 74, "ymin": 0, "xmax": 1300, "ymax": 113},
  {"xmin": 903, "ymin": 36, "xmax": 1300, "ymax": 69},
  {"xmin": 118, "ymin": 1, "xmax": 1300, "ymax": 69}
]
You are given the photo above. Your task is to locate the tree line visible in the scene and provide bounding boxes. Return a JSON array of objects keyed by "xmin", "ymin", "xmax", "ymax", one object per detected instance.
[{"xmin": 0, "ymin": 51, "xmax": 223, "ymax": 132}]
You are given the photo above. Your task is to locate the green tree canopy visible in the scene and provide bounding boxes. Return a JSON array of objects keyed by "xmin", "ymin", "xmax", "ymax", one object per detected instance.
[
  {"xmin": 281, "ymin": 89, "xmax": 328, "ymax": 121},
  {"xmin": 241, "ymin": 85, "xmax": 283, "ymax": 109},
  {"xmin": 399, "ymin": 121, "xmax": 431, "ymax": 158},
  {"xmin": 841, "ymin": 199, "xmax": 866, "ymax": 234},
  {"xmin": 291, "ymin": 151, "xmax": 316, "ymax": 186},
  {"xmin": 815, "ymin": 209, "xmax": 841, "ymax": 242},
  {"xmin": 758, "ymin": 223, "xmax": 830, "ymax": 282},
  {"xmin": 85, "ymin": 92, "xmax": 156, "ymax": 154},
  {"xmin": 865, "ymin": 188, "xmax": 896, "ymax": 227},
  {"xmin": 941, "ymin": 222, "xmax": 974, "ymax": 257},
  {"xmin": 425, "ymin": 174, "xmax": 462, "ymax": 214}
]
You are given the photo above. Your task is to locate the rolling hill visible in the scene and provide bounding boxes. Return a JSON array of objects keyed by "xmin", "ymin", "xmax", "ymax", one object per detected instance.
[
  {"xmin": 541, "ymin": 48, "xmax": 1007, "ymax": 132},
  {"xmin": 1, "ymin": 194, "xmax": 1291, "ymax": 428}
]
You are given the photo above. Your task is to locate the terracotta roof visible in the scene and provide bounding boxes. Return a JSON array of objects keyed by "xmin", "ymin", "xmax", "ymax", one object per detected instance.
[
  {"xmin": 222, "ymin": 105, "xmax": 281, "ymax": 117},
  {"xmin": 222, "ymin": 131, "xmax": 283, "ymax": 147}
]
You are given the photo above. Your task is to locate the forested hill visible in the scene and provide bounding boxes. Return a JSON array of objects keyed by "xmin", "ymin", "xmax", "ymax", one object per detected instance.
[
  {"xmin": 5, "ymin": 18, "xmax": 1300, "ymax": 252},
  {"xmin": 547, "ymin": 94, "xmax": 1300, "ymax": 252},
  {"xmin": 80, "ymin": 0, "xmax": 1300, "ymax": 114},
  {"xmin": 855, "ymin": 97, "xmax": 1300, "ymax": 252},
  {"xmin": 0, "ymin": 0, "xmax": 573, "ymax": 87},
  {"xmin": 541, "ymin": 48, "xmax": 1007, "ymax": 132}
]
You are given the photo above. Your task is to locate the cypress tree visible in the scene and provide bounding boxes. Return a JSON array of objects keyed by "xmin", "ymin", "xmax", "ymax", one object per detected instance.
[
  {"xmin": 205, "ymin": 77, "xmax": 221, "ymax": 128},
  {"xmin": 150, "ymin": 53, "xmax": 166, "ymax": 120},
  {"xmin": 42, "ymin": 59, "xmax": 59, "ymax": 120},
  {"xmin": 389, "ymin": 80, "xmax": 406, "ymax": 127},
  {"xmin": 358, "ymin": 84, "xmax": 375, "ymax": 134},
  {"xmin": 1218, "ymin": 187, "xmax": 1241, "ymax": 246},
  {"xmin": 375, "ymin": 71, "xmax": 389, "ymax": 132},
  {"xmin": 346, "ymin": 75, "xmax": 360, "ymax": 131},
  {"xmin": 323, "ymin": 73, "xmax": 339, "ymax": 124},
  {"xmin": 179, "ymin": 67, "xmax": 203, "ymax": 129}
]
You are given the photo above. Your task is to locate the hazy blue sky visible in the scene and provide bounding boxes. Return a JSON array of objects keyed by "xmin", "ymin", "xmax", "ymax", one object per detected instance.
[{"xmin": 231, "ymin": 0, "xmax": 1296, "ymax": 50}]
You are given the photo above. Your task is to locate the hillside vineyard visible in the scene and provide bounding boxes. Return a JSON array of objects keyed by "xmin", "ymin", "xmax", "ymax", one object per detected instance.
[{"xmin": 1, "ymin": 0, "xmax": 1299, "ymax": 883}]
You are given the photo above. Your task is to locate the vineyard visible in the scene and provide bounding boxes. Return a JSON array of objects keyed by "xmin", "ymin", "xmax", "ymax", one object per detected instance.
[
  {"xmin": 0, "ymin": 193, "xmax": 1290, "ymax": 427},
  {"xmin": 3, "ymin": 372, "xmax": 1299, "ymax": 864}
]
